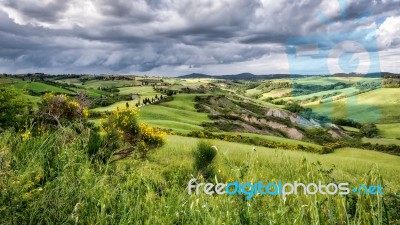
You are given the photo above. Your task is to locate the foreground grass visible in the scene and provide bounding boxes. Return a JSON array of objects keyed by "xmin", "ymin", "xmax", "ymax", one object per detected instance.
[
  {"xmin": 1, "ymin": 129, "xmax": 399, "ymax": 224},
  {"xmin": 163, "ymin": 136, "xmax": 400, "ymax": 190}
]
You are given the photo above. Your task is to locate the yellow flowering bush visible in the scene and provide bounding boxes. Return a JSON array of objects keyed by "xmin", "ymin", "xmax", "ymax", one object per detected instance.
[
  {"xmin": 102, "ymin": 106, "xmax": 166, "ymax": 158},
  {"xmin": 138, "ymin": 123, "xmax": 166, "ymax": 148},
  {"xmin": 39, "ymin": 93, "xmax": 89, "ymax": 127},
  {"xmin": 102, "ymin": 107, "xmax": 139, "ymax": 141}
]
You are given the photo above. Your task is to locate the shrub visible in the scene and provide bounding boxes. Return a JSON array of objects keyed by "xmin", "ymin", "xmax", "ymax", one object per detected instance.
[
  {"xmin": 0, "ymin": 87, "xmax": 31, "ymax": 130},
  {"xmin": 305, "ymin": 128, "xmax": 335, "ymax": 144},
  {"xmin": 102, "ymin": 106, "xmax": 140, "ymax": 142},
  {"xmin": 101, "ymin": 106, "xmax": 166, "ymax": 159},
  {"xmin": 138, "ymin": 123, "xmax": 166, "ymax": 148},
  {"xmin": 37, "ymin": 93, "xmax": 89, "ymax": 127},
  {"xmin": 86, "ymin": 129, "xmax": 114, "ymax": 164},
  {"xmin": 360, "ymin": 123, "xmax": 378, "ymax": 138},
  {"xmin": 284, "ymin": 102, "xmax": 304, "ymax": 113},
  {"xmin": 193, "ymin": 141, "xmax": 217, "ymax": 179}
]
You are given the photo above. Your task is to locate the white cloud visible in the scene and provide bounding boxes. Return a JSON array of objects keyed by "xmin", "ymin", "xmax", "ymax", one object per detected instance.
[{"xmin": 377, "ymin": 16, "xmax": 400, "ymax": 49}]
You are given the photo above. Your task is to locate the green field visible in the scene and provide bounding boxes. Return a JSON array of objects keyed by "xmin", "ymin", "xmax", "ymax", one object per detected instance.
[
  {"xmin": 118, "ymin": 86, "xmax": 155, "ymax": 95},
  {"xmin": 215, "ymin": 132, "xmax": 322, "ymax": 149},
  {"xmin": 260, "ymin": 88, "xmax": 291, "ymax": 99},
  {"xmin": 287, "ymin": 87, "xmax": 359, "ymax": 101},
  {"xmin": 376, "ymin": 123, "xmax": 400, "ymax": 139},
  {"xmin": 341, "ymin": 126, "xmax": 360, "ymax": 132},
  {"xmin": 245, "ymin": 87, "xmax": 262, "ymax": 96},
  {"xmin": 139, "ymin": 94, "xmax": 211, "ymax": 133},
  {"xmin": 92, "ymin": 93, "xmax": 212, "ymax": 133},
  {"xmin": 77, "ymin": 88, "xmax": 110, "ymax": 98},
  {"xmin": 0, "ymin": 77, "xmax": 15, "ymax": 84},
  {"xmin": 177, "ymin": 78, "xmax": 215, "ymax": 87},
  {"xmin": 91, "ymin": 87, "xmax": 159, "ymax": 112},
  {"xmin": 362, "ymin": 137, "xmax": 400, "ymax": 145},
  {"xmin": 83, "ymin": 80, "xmax": 135, "ymax": 89},
  {"xmin": 308, "ymin": 88, "xmax": 400, "ymax": 123},
  {"xmin": 293, "ymin": 76, "xmax": 380, "ymax": 86},
  {"xmin": 55, "ymin": 78, "xmax": 83, "ymax": 86},
  {"xmin": 5, "ymin": 79, "xmax": 74, "ymax": 94}
]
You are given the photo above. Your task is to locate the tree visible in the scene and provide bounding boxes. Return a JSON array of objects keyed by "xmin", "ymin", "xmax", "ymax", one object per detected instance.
[
  {"xmin": 0, "ymin": 87, "xmax": 31, "ymax": 129},
  {"xmin": 284, "ymin": 102, "xmax": 304, "ymax": 113}
]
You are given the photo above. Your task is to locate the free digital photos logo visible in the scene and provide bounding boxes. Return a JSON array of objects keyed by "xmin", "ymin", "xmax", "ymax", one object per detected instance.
[{"xmin": 187, "ymin": 179, "xmax": 383, "ymax": 200}]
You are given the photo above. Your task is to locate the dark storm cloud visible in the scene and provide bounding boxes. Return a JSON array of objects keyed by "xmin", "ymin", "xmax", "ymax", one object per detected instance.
[{"xmin": 0, "ymin": 0, "xmax": 399, "ymax": 75}]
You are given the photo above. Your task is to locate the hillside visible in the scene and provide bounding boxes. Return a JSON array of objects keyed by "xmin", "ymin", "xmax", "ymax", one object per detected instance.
[
  {"xmin": 195, "ymin": 95, "xmax": 346, "ymax": 142},
  {"xmin": 307, "ymin": 88, "xmax": 400, "ymax": 123}
]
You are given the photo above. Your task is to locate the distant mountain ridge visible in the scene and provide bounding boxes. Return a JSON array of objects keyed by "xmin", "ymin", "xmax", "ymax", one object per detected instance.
[
  {"xmin": 177, "ymin": 72, "xmax": 397, "ymax": 80},
  {"xmin": 177, "ymin": 73, "xmax": 305, "ymax": 80}
]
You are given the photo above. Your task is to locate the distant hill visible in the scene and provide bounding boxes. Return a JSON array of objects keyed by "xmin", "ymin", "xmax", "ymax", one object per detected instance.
[
  {"xmin": 178, "ymin": 72, "xmax": 399, "ymax": 80},
  {"xmin": 177, "ymin": 73, "xmax": 213, "ymax": 79},
  {"xmin": 177, "ymin": 73, "xmax": 305, "ymax": 80}
]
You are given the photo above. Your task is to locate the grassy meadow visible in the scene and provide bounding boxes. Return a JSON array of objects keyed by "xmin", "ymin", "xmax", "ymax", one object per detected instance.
[
  {"xmin": 139, "ymin": 94, "xmax": 211, "ymax": 134},
  {"xmin": 1, "ymin": 129, "xmax": 399, "ymax": 224},
  {"xmin": 307, "ymin": 88, "xmax": 400, "ymax": 123}
]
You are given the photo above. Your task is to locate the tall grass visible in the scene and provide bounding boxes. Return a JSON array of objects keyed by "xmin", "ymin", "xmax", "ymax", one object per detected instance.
[{"xmin": 0, "ymin": 128, "xmax": 398, "ymax": 224}]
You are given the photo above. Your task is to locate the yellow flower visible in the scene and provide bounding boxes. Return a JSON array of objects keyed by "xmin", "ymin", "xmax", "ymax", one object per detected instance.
[
  {"xmin": 82, "ymin": 108, "xmax": 89, "ymax": 118},
  {"xmin": 43, "ymin": 92, "xmax": 55, "ymax": 100},
  {"xmin": 68, "ymin": 100, "xmax": 80, "ymax": 109},
  {"xmin": 21, "ymin": 130, "xmax": 31, "ymax": 141}
]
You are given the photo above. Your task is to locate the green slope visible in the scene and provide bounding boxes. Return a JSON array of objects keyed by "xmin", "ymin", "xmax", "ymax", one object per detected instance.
[
  {"xmin": 307, "ymin": 88, "xmax": 400, "ymax": 123},
  {"xmin": 139, "ymin": 94, "xmax": 211, "ymax": 133}
]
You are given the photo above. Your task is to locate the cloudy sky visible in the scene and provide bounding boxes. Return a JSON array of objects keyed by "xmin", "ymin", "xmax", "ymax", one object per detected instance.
[{"xmin": 0, "ymin": 0, "xmax": 399, "ymax": 76}]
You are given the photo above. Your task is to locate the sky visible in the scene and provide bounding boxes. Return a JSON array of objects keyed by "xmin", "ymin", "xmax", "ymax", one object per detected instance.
[{"xmin": 0, "ymin": 0, "xmax": 399, "ymax": 76}]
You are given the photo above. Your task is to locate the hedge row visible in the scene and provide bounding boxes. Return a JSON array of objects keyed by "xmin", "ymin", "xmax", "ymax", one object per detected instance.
[{"xmin": 186, "ymin": 131, "xmax": 339, "ymax": 154}]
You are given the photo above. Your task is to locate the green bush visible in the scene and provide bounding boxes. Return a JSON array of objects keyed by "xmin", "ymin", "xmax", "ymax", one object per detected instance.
[
  {"xmin": 360, "ymin": 123, "xmax": 378, "ymax": 138},
  {"xmin": 0, "ymin": 87, "xmax": 31, "ymax": 130},
  {"xmin": 284, "ymin": 102, "xmax": 304, "ymax": 113},
  {"xmin": 192, "ymin": 140, "xmax": 217, "ymax": 179}
]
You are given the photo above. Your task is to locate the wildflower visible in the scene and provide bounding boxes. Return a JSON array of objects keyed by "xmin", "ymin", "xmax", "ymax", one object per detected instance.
[
  {"xmin": 21, "ymin": 130, "xmax": 31, "ymax": 141},
  {"xmin": 68, "ymin": 100, "xmax": 80, "ymax": 109},
  {"xmin": 82, "ymin": 108, "xmax": 89, "ymax": 118}
]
